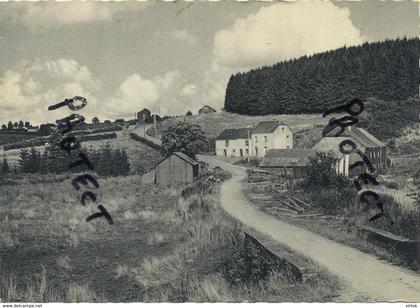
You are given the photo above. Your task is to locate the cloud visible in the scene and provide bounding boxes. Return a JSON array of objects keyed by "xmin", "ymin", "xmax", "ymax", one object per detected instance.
[
  {"xmin": 180, "ymin": 84, "xmax": 197, "ymax": 97},
  {"xmin": 102, "ymin": 71, "xmax": 188, "ymax": 118},
  {"xmin": 0, "ymin": 59, "xmax": 99, "ymax": 125},
  {"xmin": 4, "ymin": 2, "xmax": 149, "ymax": 28},
  {"xmin": 213, "ymin": 0, "xmax": 364, "ymax": 69},
  {"xmin": 169, "ymin": 29, "xmax": 198, "ymax": 45}
]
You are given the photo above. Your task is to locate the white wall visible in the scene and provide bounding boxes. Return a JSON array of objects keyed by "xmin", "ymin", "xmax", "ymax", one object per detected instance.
[{"xmin": 216, "ymin": 139, "xmax": 250, "ymax": 157}]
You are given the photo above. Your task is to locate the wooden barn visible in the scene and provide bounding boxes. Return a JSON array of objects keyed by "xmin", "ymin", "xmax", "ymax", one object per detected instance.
[
  {"xmin": 259, "ymin": 149, "xmax": 317, "ymax": 178},
  {"xmin": 155, "ymin": 152, "xmax": 200, "ymax": 187}
]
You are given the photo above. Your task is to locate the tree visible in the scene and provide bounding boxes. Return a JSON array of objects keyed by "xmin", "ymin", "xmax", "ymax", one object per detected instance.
[
  {"xmin": 186, "ymin": 111, "xmax": 192, "ymax": 116},
  {"xmin": 24, "ymin": 122, "xmax": 30, "ymax": 128},
  {"xmin": 13, "ymin": 122, "xmax": 18, "ymax": 128},
  {"xmin": 7, "ymin": 121, "xmax": 13, "ymax": 130},
  {"xmin": 304, "ymin": 151, "xmax": 347, "ymax": 189},
  {"xmin": 92, "ymin": 117, "xmax": 100, "ymax": 124},
  {"xmin": 18, "ymin": 121, "xmax": 24, "ymax": 128},
  {"xmin": 1, "ymin": 124, "xmax": 6, "ymax": 130},
  {"xmin": 1, "ymin": 158, "xmax": 10, "ymax": 174},
  {"xmin": 161, "ymin": 121, "xmax": 210, "ymax": 158}
]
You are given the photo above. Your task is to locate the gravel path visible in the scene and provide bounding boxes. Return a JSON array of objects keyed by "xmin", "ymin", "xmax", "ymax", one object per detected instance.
[{"xmin": 198, "ymin": 154, "xmax": 420, "ymax": 302}]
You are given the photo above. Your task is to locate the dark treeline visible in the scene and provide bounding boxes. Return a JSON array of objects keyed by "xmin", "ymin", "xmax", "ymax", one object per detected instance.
[
  {"xmin": 225, "ymin": 38, "xmax": 419, "ymax": 115},
  {"xmin": 18, "ymin": 142, "xmax": 130, "ymax": 176}
]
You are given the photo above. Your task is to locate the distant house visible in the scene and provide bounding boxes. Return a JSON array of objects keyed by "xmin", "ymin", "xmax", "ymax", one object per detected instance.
[
  {"xmin": 259, "ymin": 149, "xmax": 317, "ymax": 177},
  {"xmin": 39, "ymin": 123, "xmax": 56, "ymax": 135},
  {"xmin": 137, "ymin": 108, "xmax": 151, "ymax": 123},
  {"xmin": 154, "ymin": 152, "xmax": 200, "ymax": 187},
  {"xmin": 313, "ymin": 127, "xmax": 387, "ymax": 176},
  {"xmin": 151, "ymin": 114, "xmax": 161, "ymax": 123},
  {"xmin": 215, "ymin": 120, "xmax": 294, "ymax": 158},
  {"xmin": 27, "ymin": 126, "xmax": 39, "ymax": 133},
  {"xmin": 198, "ymin": 105, "xmax": 216, "ymax": 114},
  {"xmin": 215, "ymin": 128, "xmax": 250, "ymax": 157}
]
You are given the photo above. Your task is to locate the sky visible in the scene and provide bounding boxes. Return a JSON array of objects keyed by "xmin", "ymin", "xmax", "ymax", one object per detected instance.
[{"xmin": 0, "ymin": 0, "xmax": 418, "ymax": 125}]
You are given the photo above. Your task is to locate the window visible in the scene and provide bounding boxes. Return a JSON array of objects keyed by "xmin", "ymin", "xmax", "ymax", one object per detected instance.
[
  {"xmin": 255, "ymin": 147, "xmax": 258, "ymax": 155},
  {"xmin": 255, "ymin": 136, "xmax": 258, "ymax": 143},
  {"xmin": 245, "ymin": 140, "xmax": 249, "ymax": 146},
  {"xmin": 225, "ymin": 140, "xmax": 229, "ymax": 147},
  {"xmin": 264, "ymin": 146, "xmax": 268, "ymax": 154},
  {"xmin": 282, "ymin": 127, "xmax": 284, "ymax": 133},
  {"xmin": 286, "ymin": 135, "xmax": 289, "ymax": 139},
  {"xmin": 287, "ymin": 145, "xmax": 290, "ymax": 149},
  {"xmin": 245, "ymin": 149, "xmax": 249, "ymax": 155},
  {"xmin": 264, "ymin": 136, "xmax": 267, "ymax": 142},
  {"xmin": 232, "ymin": 149, "xmax": 236, "ymax": 153}
]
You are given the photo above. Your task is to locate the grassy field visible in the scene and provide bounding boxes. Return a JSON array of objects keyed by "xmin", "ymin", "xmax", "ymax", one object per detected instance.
[
  {"xmin": 0, "ymin": 166, "xmax": 338, "ymax": 302},
  {"xmin": 148, "ymin": 112, "xmax": 330, "ymax": 140},
  {"xmin": 0, "ymin": 129, "xmax": 162, "ymax": 173}
]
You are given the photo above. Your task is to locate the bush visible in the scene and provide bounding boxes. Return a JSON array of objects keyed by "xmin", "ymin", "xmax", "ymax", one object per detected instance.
[
  {"xmin": 369, "ymin": 195, "xmax": 420, "ymax": 240},
  {"xmin": 161, "ymin": 121, "xmax": 210, "ymax": 158}
]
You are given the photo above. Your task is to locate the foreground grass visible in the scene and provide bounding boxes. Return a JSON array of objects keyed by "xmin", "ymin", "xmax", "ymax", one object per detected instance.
[{"xmin": 0, "ymin": 168, "xmax": 338, "ymax": 302}]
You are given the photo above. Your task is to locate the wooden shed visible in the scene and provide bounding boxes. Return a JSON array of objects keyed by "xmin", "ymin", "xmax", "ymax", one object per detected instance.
[{"xmin": 155, "ymin": 152, "xmax": 200, "ymax": 187}]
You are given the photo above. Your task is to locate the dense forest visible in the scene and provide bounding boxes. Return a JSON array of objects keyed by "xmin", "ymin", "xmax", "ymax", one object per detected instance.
[{"xmin": 225, "ymin": 38, "xmax": 419, "ymax": 115}]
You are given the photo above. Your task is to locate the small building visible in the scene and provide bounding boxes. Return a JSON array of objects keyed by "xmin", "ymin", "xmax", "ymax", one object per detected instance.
[
  {"xmin": 137, "ymin": 108, "xmax": 151, "ymax": 123},
  {"xmin": 252, "ymin": 121, "xmax": 293, "ymax": 157},
  {"xmin": 198, "ymin": 105, "xmax": 216, "ymax": 114},
  {"xmin": 259, "ymin": 149, "xmax": 317, "ymax": 177},
  {"xmin": 155, "ymin": 152, "xmax": 200, "ymax": 187},
  {"xmin": 215, "ymin": 128, "xmax": 251, "ymax": 157},
  {"xmin": 313, "ymin": 127, "xmax": 387, "ymax": 176}
]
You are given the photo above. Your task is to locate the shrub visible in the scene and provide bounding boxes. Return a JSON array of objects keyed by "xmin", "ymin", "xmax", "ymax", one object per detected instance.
[{"xmin": 161, "ymin": 121, "xmax": 210, "ymax": 158}]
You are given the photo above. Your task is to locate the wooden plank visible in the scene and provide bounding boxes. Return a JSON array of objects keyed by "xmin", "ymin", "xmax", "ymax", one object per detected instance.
[
  {"xmin": 285, "ymin": 197, "xmax": 304, "ymax": 212},
  {"xmin": 288, "ymin": 195, "xmax": 311, "ymax": 209},
  {"xmin": 271, "ymin": 207, "xmax": 298, "ymax": 214}
]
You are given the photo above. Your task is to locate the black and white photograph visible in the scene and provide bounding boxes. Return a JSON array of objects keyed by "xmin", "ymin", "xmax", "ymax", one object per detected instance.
[{"xmin": 0, "ymin": 0, "xmax": 419, "ymax": 304}]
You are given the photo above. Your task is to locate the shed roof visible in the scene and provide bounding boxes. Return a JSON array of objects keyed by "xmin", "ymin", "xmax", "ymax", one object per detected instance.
[
  {"xmin": 324, "ymin": 127, "xmax": 385, "ymax": 148},
  {"xmin": 260, "ymin": 149, "xmax": 317, "ymax": 168},
  {"xmin": 173, "ymin": 152, "xmax": 199, "ymax": 165},
  {"xmin": 215, "ymin": 128, "xmax": 250, "ymax": 140}
]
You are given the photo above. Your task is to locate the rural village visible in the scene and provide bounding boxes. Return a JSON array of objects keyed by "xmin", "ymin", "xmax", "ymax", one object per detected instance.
[{"xmin": 0, "ymin": 0, "xmax": 419, "ymax": 304}]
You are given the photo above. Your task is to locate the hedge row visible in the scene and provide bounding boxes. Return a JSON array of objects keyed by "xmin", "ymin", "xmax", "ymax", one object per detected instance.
[
  {"xmin": 129, "ymin": 132, "xmax": 161, "ymax": 150},
  {"xmin": 70, "ymin": 125, "xmax": 122, "ymax": 136},
  {"xmin": 4, "ymin": 132, "xmax": 117, "ymax": 150},
  {"xmin": 4, "ymin": 136, "xmax": 49, "ymax": 150},
  {"xmin": 80, "ymin": 132, "xmax": 117, "ymax": 142}
]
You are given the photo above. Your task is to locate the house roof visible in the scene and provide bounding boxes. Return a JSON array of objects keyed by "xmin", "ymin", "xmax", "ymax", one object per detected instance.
[
  {"xmin": 215, "ymin": 128, "xmax": 250, "ymax": 140},
  {"xmin": 199, "ymin": 105, "xmax": 216, "ymax": 111},
  {"xmin": 260, "ymin": 149, "xmax": 317, "ymax": 168},
  {"xmin": 138, "ymin": 108, "xmax": 150, "ymax": 114},
  {"xmin": 324, "ymin": 127, "xmax": 385, "ymax": 148},
  {"xmin": 253, "ymin": 121, "xmax": 285, "ymax": 134}
]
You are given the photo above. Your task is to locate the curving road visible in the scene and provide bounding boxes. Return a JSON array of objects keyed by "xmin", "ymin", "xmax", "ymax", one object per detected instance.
[{"xmin": 198, "ymin": 154, "xmax": 420, "ymax": 302}]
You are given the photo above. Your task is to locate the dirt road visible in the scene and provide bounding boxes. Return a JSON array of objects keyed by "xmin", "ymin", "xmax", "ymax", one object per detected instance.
[{"xmin": 198, "ymin": 154, "xmax": 420, "ymax": 302}]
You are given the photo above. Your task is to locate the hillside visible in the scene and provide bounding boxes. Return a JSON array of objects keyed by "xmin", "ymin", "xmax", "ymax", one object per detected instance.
[
  {"xmin": 225, "ymin": 38, "xmax": 419, "ymax": 115},
  {"xmin": 147, "ymin": 113, "xmax": 330, "ymax": 149}
]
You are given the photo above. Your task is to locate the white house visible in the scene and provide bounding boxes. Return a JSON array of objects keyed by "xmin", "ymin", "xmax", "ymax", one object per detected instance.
[
  {"xmin": 215, "ymin": 128, "xmax": 251, "ymax": 157},
  {"xmin": 251, "ymin": 121, "xmax": 293, "ymax": 158},
  {"xmin": 215, "ymin": 121, "xmax": 293, "ymax": 158}
]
